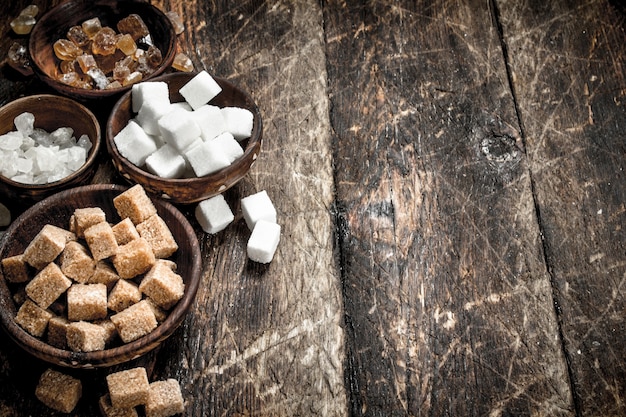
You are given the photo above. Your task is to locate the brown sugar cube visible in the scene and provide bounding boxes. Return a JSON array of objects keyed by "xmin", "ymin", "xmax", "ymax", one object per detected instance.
[
  {"xmin": 112, "ymin": 237, "xmax": 156, "ymax": 279},
  {"xmin": 67, "ymin": 283, "xmax": 108, "ymax": 321},
  {"xmin": 145, "ymin": 379, "xmax": 185, "ymax": 417},
  {"xmin": 1, "ymin": 254, "xmax": 30, "ymax": 283},
  {"xmin": 139, "ymin": 260, "xmax": 184, "ymax": 310},
  {"xmin": 66, "ymin": 321, "xmax": 107, "ymax": 352},
  {"xmin": 35, "ymin": 368, "xmax": 82, "ymax": 413},
  {"xmin": 110, "ymin": 300, "xmax": 157, "ymax": 343},
  {"xmin": 72, "ymin": 206, "xmax": 106, "ymax": 237},
  {"xmin": 94, "ymin": 319, "xmax": 118, "ymax": 345},
  {"xmin": 60, "ymin": 241, "xmax": 96, "ymax": 283},
  {"xmin": 113, "ymin": 184, "xmax": 157, "ymax": 225},
  {"xmin": 145, "ymin": 298, "xmax": 167, "ymax": 323},
  {"xmin": 99, "ymin": 393, "xmax": 139, "ymax": 417},
  {"xmin": 15, "ymin": 299, "xmax": 53, "ymax": 337},
  {"xmin": 112, "ymin": 217, "xmax": 140, "ymax": 245},
  {"xmin": 89, "ymin": 261, "xmax": 120, "ymax": 290},
  {"xmin": 84, "ymin": 221, "xmax": 119, "ymax": 261},
  {"xmin": 47, "ymin": 316, "xmax": 70, "ymax": 349},
  {"xmin": 108, "ymin": 279, "xmax": 141, "ymax": 312},
  {"xmin": 25, "ymin": 262, "xmax": 72, "ymax": 309},
  {"xmin": 23, "ymin": 224, "xmax": 76, "ymax": 270},
  {"xmin": 106, "ymin": 367, "xmax": 150, "ymax": 409},
  {"xmin": 136, "ymin": 215, "xmax": 178, "ymax": 259}
]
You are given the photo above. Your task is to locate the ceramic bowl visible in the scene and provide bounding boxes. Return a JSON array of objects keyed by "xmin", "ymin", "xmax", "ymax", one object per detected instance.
[
  {"xmin": 0, "ymin": 94, "xmax": 101, "ymax": 206},
  {"xmin": 29, "ymin": 0, "xmax": 176, "ymax": 101},
  {"xmin": 0, "ymin": 184, "xmax": 202, "ymax": 368},
  {"xmin": 106, "ymin": 72, "xmax": 263, "ymax": 204}
]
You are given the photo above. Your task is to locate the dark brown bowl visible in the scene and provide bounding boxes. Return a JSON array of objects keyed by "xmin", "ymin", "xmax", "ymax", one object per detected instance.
[
  {"xmin": 29, "ymin": 0, "xmax": 176, "ymax": 101},
  {"xmin": 106, "ymin": 72, "xmax": 263, "ymax": 204},
  {"xmin": 0, "ymin": 94, "xmax": 101, "ymax": 206},
  {"xmin": 0, "ymin": 184, "xmax": 202, "ymax": 368}
]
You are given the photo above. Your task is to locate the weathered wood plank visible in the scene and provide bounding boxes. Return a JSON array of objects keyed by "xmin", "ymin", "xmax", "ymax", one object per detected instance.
[
  {"xmin": 324, "ymin": 1, "xmax": 573, "ymax": 415},
  {"xmin": 496, "ymin": 0, "xmax": 626, "ymax": 415}
]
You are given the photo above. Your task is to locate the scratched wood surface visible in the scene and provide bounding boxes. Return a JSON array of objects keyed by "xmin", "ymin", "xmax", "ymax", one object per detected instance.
[{"xmin": 0, "ymin": 0, "xmax": 624, "ymax": 416}]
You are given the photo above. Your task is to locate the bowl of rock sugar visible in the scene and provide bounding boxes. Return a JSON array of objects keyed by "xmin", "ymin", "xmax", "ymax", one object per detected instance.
[
  {"xmin": 106, "ymin": 71, "xmax": 263, "ymax": 204},
  {"xmin": 28, "ymin": 0, "xmax": 177, "ymax": 101},
  {"xmin": 0, "ymin": 94, "xmax": 101, "ymax": 206}
]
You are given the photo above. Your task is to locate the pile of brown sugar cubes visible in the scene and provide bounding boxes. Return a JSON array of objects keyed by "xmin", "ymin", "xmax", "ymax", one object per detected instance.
[
  {"xmin": 1, "ymin": 184, "xmax": 184, "ymax": 352},
  {"xmin": 35, "ymin": 366, "xmax": 184, "ymax": 415}
]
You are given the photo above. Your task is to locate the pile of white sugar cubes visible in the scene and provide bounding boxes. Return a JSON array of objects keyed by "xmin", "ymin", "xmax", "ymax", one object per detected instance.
[{"xmin": 114, "ymin": 70, "xmax": 280, "ymax": 264}]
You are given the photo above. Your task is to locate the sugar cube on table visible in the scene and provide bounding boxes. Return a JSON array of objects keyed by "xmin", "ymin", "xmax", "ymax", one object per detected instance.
[
  {"xmin": 106, "ymin": 367, "xmax": 150, "ymax": 409},
  {"xmin": 157, "ymin": 107, "xmax": 202, "ymax": 152},
  {"xmin": 132, "ymin": 81, "xmax": 169, "ymax": 113},
  {"xmin": 35, "ymin": 369, "xmax": 82, "ymax": 413},
  {"xmin": 247, "ymin": 219, "xmax": 281, "ymax": 264},
  {"xmin": 178, "ymin": 70, "xmax": 222, "ymax": 110},
  {"xmin": 191, "ymin": 104, "xmax": 227, "ymax": 141},
  {"xmin": 184, "ymin": 140, "xmax": 231, "ymax": 176},
  {"xmin": 145, "ymin": 379, "xmax": 185, "ymax": 417},
  {"xmin": 240, "ymin": 190, "xmax": 277, "ymax": 230},
  {"xmin": 145, "ymin": 144, "xmax": 187, "ymax": 179},
  {"xmin": 222, "ymin": 106, "xmax": 254, "ymax": 140},
  {"xmin": 212, "ymin": 132, "xmax": 244, "ymax": 163},
  {"xmin": 114, "ymin": 120, "xmax": 158, "ymax": 166},
  {"xmin": 195, "ymin": 194, "xmax": 234, "ymax": 234}
]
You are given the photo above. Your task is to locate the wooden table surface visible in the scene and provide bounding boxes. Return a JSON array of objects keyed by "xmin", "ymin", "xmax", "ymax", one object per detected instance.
[{"xmin": 1, "ymin": 0, "xmax": 625, "ymax": 415}]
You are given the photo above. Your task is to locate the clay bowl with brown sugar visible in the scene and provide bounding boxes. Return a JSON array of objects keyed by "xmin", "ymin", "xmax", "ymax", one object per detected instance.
[
  {"xmin": 0, "ymin": 184, "xmax": 202, "ymax": 368},
  {"xmin": 0, "ymin": 94, "xmax": 101, "ymax": 206},
  {"xmin": 106, "ymin": 71, "xmax": 263, "ymax": 204},
  {"xmin": 29, "ymin": 0, "xmax": 176, "ymax": 101}
]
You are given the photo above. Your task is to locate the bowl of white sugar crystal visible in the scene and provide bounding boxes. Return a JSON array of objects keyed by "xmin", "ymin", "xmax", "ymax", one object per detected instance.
[
  {"xmin": 0, "ymin": 94, "xmax": 101, "ymax": 205},
  {"xmin": 106, "ymin": 71, "xmax": 262, "ymax": 204}
]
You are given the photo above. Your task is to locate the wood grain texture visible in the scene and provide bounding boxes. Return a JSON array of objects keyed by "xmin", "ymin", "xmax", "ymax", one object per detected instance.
[
  {"xmin": 324, "ymin": 0, "xmax": 571, "ymax": 415},
  {"xmin": 497, "ymin": 0, "xmax": 626, "ymax": 415}
]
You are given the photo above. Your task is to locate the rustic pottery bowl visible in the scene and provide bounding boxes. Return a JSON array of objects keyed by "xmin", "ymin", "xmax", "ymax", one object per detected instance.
[
  {"xmin": 29, "ymin": 0, "xmax": 176, "ymax": 101},
  {"xmin": 0, "ymin": 184, "xmax": 202, "ymax": 368},
  {"xmin": 0, "ymin": 94, "xmax": 101, "ymax": 206},
  {"xmin": 106, "ymin": 72, "xmax": 263, "ymax": 204}
]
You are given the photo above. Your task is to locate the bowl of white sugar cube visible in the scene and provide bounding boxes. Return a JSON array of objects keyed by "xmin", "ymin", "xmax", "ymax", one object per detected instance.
[
  {"xmin": 106, "ymin": 70, "xmax": 262, "ymax": 204},
  {"xmin": 0, "ymin": 94, "xmax": 101, "ymax": 205}
]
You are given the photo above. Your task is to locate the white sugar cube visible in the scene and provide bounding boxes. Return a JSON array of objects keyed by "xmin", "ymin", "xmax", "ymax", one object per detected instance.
[
  {"xmin": 170, "ymin": 101, "xmax": 193, "ymax": 112},
  {"xmin": 195, "ymin": 194, "xmax": 234, "ymax": 234},
  {"xmin": 179, "ymin": 70, "xmax": 222, "ymax": 110},
  {"xmin": 184, "ymin": 140, "xmax": 231, "ymax": 176},
  {"xmin": 145, "ymin": 144, "xmax": 187, "ymax": 179},
  {"xmin": 132, "ymin": 81, "xmax": 169, "ymax": 113},
  {"xmin": 157, "ymin": 108, "xmax": 202, "ymax": 152},
  {"xmin": 212, "ymin": 132, "xmax": 243, "ymax": 163},
  {"xmin": 221, "ymin": 107, "xmax": 254, "ymax": 140},
  {"xmin": 191, "ymin": 104, "xmax": 227, "ymax": 141},
  {"xmin": 247, "ymin": 219, "xmax": 281, "ymax": 263},
  {"xmin": 240, "ymin": 190, "xmax": 277, "ymax": 231},
  {"xmin": 136, "ymin": 100, "xmax": 172, "ymax": 136},
  {"xmin": 113, "ymin": 120, "xmax": 158, "ymax": 166}
]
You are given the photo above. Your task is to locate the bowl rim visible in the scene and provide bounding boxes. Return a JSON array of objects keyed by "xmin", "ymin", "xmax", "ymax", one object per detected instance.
[
  {"xmin": 106, "ymin": 72, "xmax": 263, "ymax": 202},
  {"xmin": 0, "ymin": 183, "xmax": 202, "ymax": 368},
  {"xmin": 0, "ymin": 93, "xmax": 102, "ymax": 190},
  {"xmin": 28, "ymin": 0, "xmax": 177, "ymax": 98}
]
